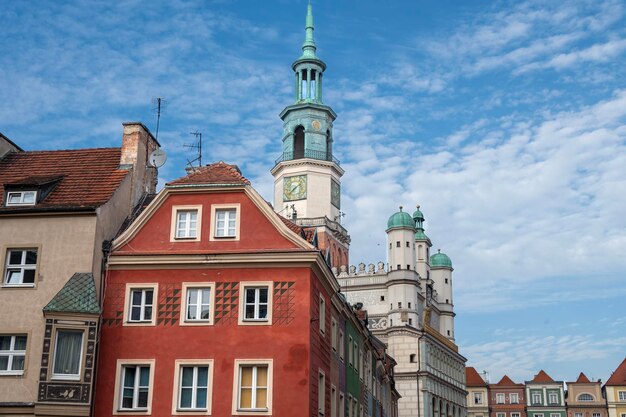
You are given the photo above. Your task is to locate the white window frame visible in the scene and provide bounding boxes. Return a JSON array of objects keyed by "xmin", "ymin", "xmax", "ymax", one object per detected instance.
[
  {"xmin": 331, "ymin": 384, "xmax": 337, "ymax": 417},
  {"xmin": 172, "ymin": 359, "xmax": 214, "ymax": 415},
  {"xmin": 353, "ymin": 341, "xmax": 358, "ymax": 371},
  {"xmin": 51, "ymin": 329, "xmax": 84, "ymax": 381},
  {"xmin": 534, "ymin": 414, "xmax": 543, "ymax": 417},
  {"xmin": 180, "ymin": 283, "xmax": 215, "ymax": 326},
  {"xmin": 210, "ymin": 203, "xmax": 241, "ymax": 241},
  {"xmin": 532, "ymin": 393, "xmax": 542, "ymax": 404},
  {"xmin": 549, "ymin": 392, "xmax": 559, "ymax": 404},
  {"xmin": 575, "ymin": 413, "xmax": 583, "ymax": 417},
  {"xmin": 512, "ymin": 413, "xmax": 521, "ymax": 417},
  {"xmin": 497, "ymin": 393, "xmax": 505, "ymax": 404},
  {"xmin": 474, "ymin": 392, "xmax": 483, "ymax": 404},
  {"xmin": 331, "ymin": 318, "xmax": 337, "ymax": 352},
  {"xmin": 510, "ymin": 393, "xmax": 519, "ymax": 404},
  {"xmin": 620, "ymin": 391, "xmax": 626, "ymax": 401},
  {"xmin": 238, "ymin": 282, "xmax": 273, "ymax": 325},
  {"xmin": 5, "ymin": 190, "xmax": 37, "ymax": 206},
  {"xmin": 550, "ymin": 413, "xmax": 560, "ymax": 417},
  {"xmin": 359, "ymin": 349, "xmax": 363, "ymax": 380},
  {"xmin": 319, "ymin": 369, "xmax": 326, "ymax": 416},
  {"xmin": 319, "ymin": 295, "xmax": 326, "ymax": 335},
  {"xmin": 339, "ymin": 392, "xmax": 345, "ymax": 417},
  {"xmin": 171, "ymin": 205, "xmax": 202, "ymax": 242},
  {"xmin": 232, "ymin": 359, "xmax": 273, "ymax": 416},
  {"xmin": 3, "ymin": 248, "xmax": 38, "ymax": 287},
  {"xmin": 339, "ymin": 330, "xmax": 344, "ymax": 361},
  {"xmin": 577, "ymin": 393, "xmax": 594, "ymax": 402},
  {"xmin": 123, "ymin": 284, "xmax": 158, "ymax": 326},
  {"xmin": 497, "ymin": 413, "xmax": 506, "ymax": 417},
  {"xmin": 348, "ymin": 336, "xmax": 353, "ymax": 366},
  {"xmin": 0, "ymin": 334, "xmax": 27, "ymax": 375},
  {"xmin": 592, "ymin": 413, "xmax": 600, "ymax": 417},
  {"xmin": 113, "ymin": 359, "xmax": 155, "ymax": 415}
]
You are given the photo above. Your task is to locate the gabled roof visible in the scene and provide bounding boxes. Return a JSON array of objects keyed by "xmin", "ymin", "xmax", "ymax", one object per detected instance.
[
  {"xmin": 466, "ymin": 367, "xmax": 488, "ymax": 387},
  {"xmin": 530, "ymin": 370, "xmax": 556, "ymax": 383},
  {"xmin": 166, "ymin": 161, "xmax": 250, "ymax": 186},
  {"xmin": 0, "ymin": 147, "xmax": 128, "ymax": 212},
  {"xmin": 606, "ymin": 358, "xmax": 626, "ymax": 386},
  {"xmin": 575, "ymin": 372, "xmax": 591, "ymax": 383},
  {"xmin": 43, "ymin": 273, "xmax": 100, "ymax": 314},
  {"xmin": 493, "ymin": 374, "xmax": 522, "ymax": 387}
]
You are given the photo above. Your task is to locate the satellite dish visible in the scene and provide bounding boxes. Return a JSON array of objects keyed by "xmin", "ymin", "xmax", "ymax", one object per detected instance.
[{"xmin": 149, "ymin": 149, "xmax": 167, "ymax": 168}]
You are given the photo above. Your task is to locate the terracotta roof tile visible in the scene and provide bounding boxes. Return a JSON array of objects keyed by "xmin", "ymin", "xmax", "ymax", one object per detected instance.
[
  {"xmin": 0, "ymin": 148, "xmax": 128, "ymax": 211},
  {"xmin": 493, "ymin": 375, "xmax": 521, "ymax": 386},
  {"xmin": 575, "ymin": 372, "xmax": 591, "ymax": 383},
  {"xmin": 167, "ymin": 161, "xmax": 250, "ymax": 186},
  {"xmin": 606, "ymin": 357, "xmax": 626, "ymax": 386},
  {"xmin": 531, "ymin": 370, "xmax": 555, "ymax": 383},
  {"xmin": 466, "ymin": 367, "xmax": 488, "ymax": 386}
]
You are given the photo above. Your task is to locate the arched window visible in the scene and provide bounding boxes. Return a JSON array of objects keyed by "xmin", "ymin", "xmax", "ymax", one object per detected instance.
[
  {"xmin": 577, "ymin": 393, "xmax": 594, "ymax": 401},
  {"xmin": 294, "ymin": 125, "xmax": 305, "ymax": 159},
  {"xmin": 326, "ymin": 129, "xmax": 332, "ymax": 161},
  {"xmin": 418, "ymin": 244, "xmax": 424, "ymax": 260}
]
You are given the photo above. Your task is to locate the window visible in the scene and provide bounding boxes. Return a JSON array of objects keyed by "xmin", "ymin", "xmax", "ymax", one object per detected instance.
[
  {"xmin": 3, "ymin": 248, "xmax": 37, "ymax": 286},
  {"xmin": 550, "ymin": 414, "xmax": 560, "ymax": 417},
  {"xmin": 353, "ymin": 341, "xmax": 358, "ymax": 371},
  {"xmin": 578, "ymin": 394, "xmax": 594, "ymax": 401},
  {"xmin": 233, "ymin": 360, "xmax": 272, "ymax": 414},
  {"xmin": 380, "ymin": 295, "xmax": 384, "ymax": 301},
  {"xmin": 119, "ymin": 364, "xmax": 152, "ymax": 411},
  {"xmin": 331, "ymin": 385, "xmax": 337, "ymax": 417},
  {"xmin": 532, "ymin": 393, "xmax": 542, "ymax": 404},
  {"xmin": 410, "ymin": 354, "xmax": 416, "ymax": 363},
  {"xmin": 348, "ymin": 336, "xmax": 353, "ymax": 366},
  {"xmin": 575, "ymin": 413, "xmax": 583, "ymax": 417},
  {"xmin": 510, "ymin": 393, "xmax": 519, "ymax": 404},
  {"xmin": 176, "ymin": 210, "xmax": 198, "ymax": 239},
  {"xmin": 52, "ymin": 329, "xmax": 83, "ymax": 380},
  {"xmin": 0, "ymin": 334, "xmax": 26, "ymax": 375},
  {"xmin": 512, "ymin": 413, "xmax": 520, "ymax": 417},
  {"xmin": 339, "ymin": 330, "xmax": 344, "ymax": 361},
  {"xmin": 592, "ymin": 414, "xmax": 600, "ymax": 417},
  {"xmin": 398, "ymin": 302, "xmax": 402, "ymax": 309},
  {"xmin": 549, "ymin": 393, "xmax": 558, "ymax": 404},
  {"xmin": 396, "ymin": 241, "xmax": 400, "ymax": 247},
  {"xmin": 173, "ymin": 361, "xmax": 214, "ymax": 414},
  {"xmin": 319, "ymin": 295, "xmax": 326, "ymax": 335},
  {"xmin": 359, "ymin": 349, "xmax": 363, "ymax": 379},
  {"xmin": 408, "ymin": 302, "xmax": 411, "ymax": 309},
  {"xmin": 620, "ymin": 391, "xmax": 626, "ymax": 401},
  {"xmin": 331, "ymin": 318, "xmax": 337, "ymax": 351},
  {"xmin": 181, "ymin": 283, "xmax": 215, "ymax": 325},
  {"xmin": 5, "ymin": 190, "xmax": 36, "ymax": 206},
  {"xmin": 497, "ymin": 393, "xmax": 505, "ymax": 404},
  {"xmin": 339, "ymin": 392, "xmax": 345, "ymax": 417},
  {"xmin": 474, "ymin": 392, "xmax": 483, "ymax": 404},
  {"xmin": 497, "ymin": 413, "xmax": 506, "ymax": 417},
  {"xmin": 210, "ymin": 204, "xmax": 241, "ymax": 240},
  {"xmin": 239, "ymin": 282, "xmax": 273, "ymax": 325},
  {"xmin": 129, "ymin": 289, "xmax": 154, "ymax": 322},
  {"xmin": 319, "ymin": 370, "xmax": 325, "ymax": 416}
]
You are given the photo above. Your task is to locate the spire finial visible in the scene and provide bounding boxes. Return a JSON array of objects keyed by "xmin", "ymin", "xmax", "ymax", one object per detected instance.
[
  {"xmin": 399, "ymin": 205, "xmax": 403, "ymax": 212},
  {"xmin": 301, "ymin": 1, "xmax": 317, "ymax": 59},
  {"xmin": 416, "ymin": 204, "xmax": 420, "ymax": 209}
]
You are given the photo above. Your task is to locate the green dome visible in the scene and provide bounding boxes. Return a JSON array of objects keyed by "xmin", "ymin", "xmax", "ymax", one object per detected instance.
[
  {"xmin": 387, "ymin": 207, "xmax": 416, "ymax": 230},
  {"xmin": 415, "ymin": 230, "xmax": 430, "ymax": 240},
  {"xmin": 413, "ymin": 206, "xmax": 425, "ymax": 221},
  {"xmin": 430, "ymin": 250, "xmax": 452, "ymax": 268}
]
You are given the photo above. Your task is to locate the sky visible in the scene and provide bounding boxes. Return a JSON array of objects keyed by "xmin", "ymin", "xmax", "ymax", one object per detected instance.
[{"xmin": 2, "ymin": 0, "xmax": 625, "ymax": 384}]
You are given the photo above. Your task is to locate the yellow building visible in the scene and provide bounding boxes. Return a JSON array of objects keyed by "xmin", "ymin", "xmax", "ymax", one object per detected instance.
[{"xmin": 605, "ymin": 358, "xmax": 626, "ymax": 417}]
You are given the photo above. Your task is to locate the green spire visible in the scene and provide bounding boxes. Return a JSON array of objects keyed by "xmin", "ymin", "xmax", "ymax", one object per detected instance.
[{"xmin": 300, "ymin": 2, "xmax": 318, "ymax": 59}]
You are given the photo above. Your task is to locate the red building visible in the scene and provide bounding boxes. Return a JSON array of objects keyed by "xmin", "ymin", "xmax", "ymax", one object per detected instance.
[
  {"xmin": 93, "ymin": 162, "xmax": 397, "ymax": 416},
  {"xmin": 489, "ymin": 375, "xmax": 526, "ymax": 417}
]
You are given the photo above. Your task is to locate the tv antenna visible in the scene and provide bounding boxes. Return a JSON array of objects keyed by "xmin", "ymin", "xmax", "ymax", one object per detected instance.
[
  {"xmin": 184, "ymin": 131, "xmax": 203, "ymax": 168},
  {"xmin": 151, "ymin": 97, "xmax": 167, "ymax": 142}
]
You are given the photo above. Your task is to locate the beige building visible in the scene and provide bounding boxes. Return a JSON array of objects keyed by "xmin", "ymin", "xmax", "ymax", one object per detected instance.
[
  {"xmin": 337, "ymin": 206, "xmax": 467, "ymax": 417},
  {"xmin": 605, "ymin": 358, "xmax": 626, "ymax": 417},
  {"xmin": 0, "ymin": 123, "xmax": 158, "ymax": 416},
  {"xmin": 566, "ymin": 372, "xmax": 607, "ymax": 417},
  {"xmin": 466, "ymin": 367, "xmax": 489, "ymax": 417}
]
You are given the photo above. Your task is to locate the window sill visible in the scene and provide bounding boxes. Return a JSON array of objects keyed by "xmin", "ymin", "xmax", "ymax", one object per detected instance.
[
  {"xmin": 213, "ymin": 235, "xmax": 237, "ymax": 239},
  {"xmin": 0, "ymin": 371, "xmax": 25, "ymax": 376},
  {"xmin": 2, "ymin": 284, "xmax": 35, "ymax": 288},
  {"xmin": 117, "ymin": 408, "xmax": 149, "ymax": 413},
  {"xmin": 51, "ymin": 374, "xmax": 80, "ymax": 381},
  {"xmin": 123, "ymin": 320, "xmax": 156, "ymax": 327},
  {"xmin": 174, "ymin": 236, "xmax": 199, "ymax": 240},
  {"xmin": 240, "ymin": 319, "xmax": 270, "ymax": 326}
]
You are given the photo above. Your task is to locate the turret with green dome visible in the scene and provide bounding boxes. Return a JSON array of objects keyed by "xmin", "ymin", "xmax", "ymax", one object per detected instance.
[{"xmin": 413, "ymin": 205, "xmax": 430, "ymax": 241}]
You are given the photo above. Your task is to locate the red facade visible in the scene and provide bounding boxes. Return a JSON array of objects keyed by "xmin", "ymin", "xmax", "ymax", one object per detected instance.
[
  {"xmin": 93, "ymin": 164, "xmax": 358, "ymax": 416},
  {"xmin": 489, "ymin": 375, "xmax": 526, "ymax": 417}
]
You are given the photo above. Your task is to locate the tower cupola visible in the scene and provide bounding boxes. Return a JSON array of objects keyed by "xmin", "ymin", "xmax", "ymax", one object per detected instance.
[{"xmin": 292, "ymin": 2, "xmax": 326, "ymax": 104}]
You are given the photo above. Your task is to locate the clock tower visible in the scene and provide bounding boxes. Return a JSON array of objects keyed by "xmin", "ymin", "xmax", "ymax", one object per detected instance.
[{"xmin": 271, "ymin": 2, "xmax": 350, "ymax": 266}]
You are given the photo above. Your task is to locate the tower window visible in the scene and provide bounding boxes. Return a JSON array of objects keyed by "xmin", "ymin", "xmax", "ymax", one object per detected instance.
[
  {"xmin": 410, "ymin": 354, "xmax": 416, "ymax": 363},
  {"xmin": 396, "ymin": 241, "xmax": 400, "ymax": 248},
  {"xmin": 408, "ymin": 302, "xmax": 411, "ymax": 309},
  {"xmin": 445, "ymin": 278, "xmax": 448, "ymax": 284},
  {"xmin": 390, "ymin": 304, "xmax": 392, "ymax": 310},
  {"xmin": 407, "ymin": 265, "xmax": 410, "ymax": 270},
  {"xmin": 293, "ymin": 125, "xmax": 305, "ymax": 159},
  {"xmin": 447, "ymin": 330, "xmax": 450, "ymax": 336},
  {"xmin": 397, "ymin": 302, "xmax": 401, "ymax": 309},
  {"xmin": 446, "ymin": 299, "xmax": 449, "ymax": 304},
  {"xmin": 380, "ymin": 295, "xmax": 385, "ymax": 301},
  {"xmin": 389, "ymin": 243, "xmax": 391, "ymax": 250},
  {"xmin": 397, "ymin": 264, "xmax": 401, "ymax": 270},
  {"xmin": 406, "ymin": 242, "xmax": 410, "ymax": 247},
  {"xmin": 409, "ymin": 318, "xmax": 413, "ymax": 325}
]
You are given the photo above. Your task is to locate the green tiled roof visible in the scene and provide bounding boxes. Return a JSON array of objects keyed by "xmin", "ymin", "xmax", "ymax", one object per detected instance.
[
  {"xmin": 430, "ymin": 250, "xmax": 452, "ymax": 269},
  {"xmin": 387, "ymin": 207, "xmax": 416, "ymax": 230},
  {"xmin": 43, "ymin": 272, "xmax": 100, "ymax": 314}
]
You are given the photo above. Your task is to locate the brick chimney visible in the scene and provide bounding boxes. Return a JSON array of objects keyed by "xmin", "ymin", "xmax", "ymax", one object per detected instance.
[{"xmin": 120, "ymin": 122, "xmax": 160, "ymax": 205}]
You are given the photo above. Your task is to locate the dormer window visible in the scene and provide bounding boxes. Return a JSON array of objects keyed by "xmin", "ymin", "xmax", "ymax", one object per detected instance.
[{"xmin": 6, "ymin": 191, "xmax": 37, "ymax": 206}]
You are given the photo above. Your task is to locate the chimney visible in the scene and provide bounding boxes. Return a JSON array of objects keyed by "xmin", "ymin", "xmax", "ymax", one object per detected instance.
[{"xmin": 120, "ymin": 122, "xmax": 160, "ymax": 204}]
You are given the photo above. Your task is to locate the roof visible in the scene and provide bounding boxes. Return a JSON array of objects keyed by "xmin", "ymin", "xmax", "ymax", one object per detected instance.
[
  {"xmin": 606, "ymin": 357, "xmax": 626, "ymax": 386},
  {"xmin": 387, "ymin": 207, "xmax": 415, "ymax": 230},
  {"xmin": 493, "ymin": 375, "xmax": 523, "ymax": 387},
  {"xmin": 430, "ymin": 249, "xmax": 453, "ymax": 268},
  {"xmin": 530, "ymin": 370, "xmax": 556, "ymax": 383},
  {"xmin": 575, "ymin": 372, "xmax": 591, "ymax": 383},
  {"xmin": 166, "ymin": 161, "xmax": 250, "ymax": 186},
  {"xmin": 0, "ymin": 147, "xmax": 128, "ymax": 212},
  {"xmin": 43, "ymin": 273, "xmax": 101, "ymax": 314},
  {"xmin": 466, "ymin": 367, "xmax": 488, "ymax": 387}
]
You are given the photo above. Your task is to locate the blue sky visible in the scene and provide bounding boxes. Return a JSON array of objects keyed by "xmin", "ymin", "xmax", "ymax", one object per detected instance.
[{"xmin": 2, "ymin": 0, "xmax": 625, "ymax": 383}]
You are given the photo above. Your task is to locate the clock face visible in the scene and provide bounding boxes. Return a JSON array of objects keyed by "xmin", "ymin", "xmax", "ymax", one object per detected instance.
[
  {"xmin": 331, "ymin": 180, "xmax": 340, "ymax": 208},
  {"xmin": 283, "ymin": 175, "xmax": 307, "ymax": 201},
  {"xmin": 311, "ymin": 120, "xmax": 322, "ymax": 130}
]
